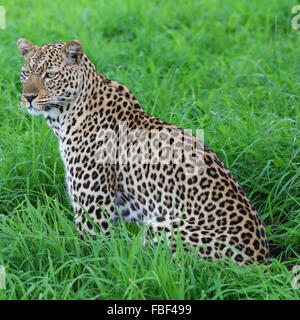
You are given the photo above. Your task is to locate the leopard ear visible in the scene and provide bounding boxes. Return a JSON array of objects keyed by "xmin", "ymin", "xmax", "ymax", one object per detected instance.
[
  {"xmin": 17, "ymin": 38, "xmax": 36, "ymax": 60},
  {"xmin": 61, "ymin": 40, "xmax": 83, "ymax": 65}
]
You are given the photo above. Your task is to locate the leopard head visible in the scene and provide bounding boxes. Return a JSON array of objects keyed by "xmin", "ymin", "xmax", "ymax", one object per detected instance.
[{"xmin": 17, "ymin": 39, "xmax": 83, "ymax": 115}]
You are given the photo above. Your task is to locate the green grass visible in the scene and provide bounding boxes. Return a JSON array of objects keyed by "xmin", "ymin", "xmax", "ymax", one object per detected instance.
[{"xmin": 0, "ymin": 0, "xmax": 299, "ymax": 299}]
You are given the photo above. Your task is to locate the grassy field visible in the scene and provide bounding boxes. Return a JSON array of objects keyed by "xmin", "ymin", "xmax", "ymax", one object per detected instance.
[{"xmin": 0, "ymin": 0, "xmax": 299, "ymax": 299}]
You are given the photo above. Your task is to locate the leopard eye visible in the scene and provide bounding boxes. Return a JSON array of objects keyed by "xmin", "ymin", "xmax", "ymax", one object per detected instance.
[{"xmin": 44, "ymin": 71, "xmax": 58, "ymax": 79}]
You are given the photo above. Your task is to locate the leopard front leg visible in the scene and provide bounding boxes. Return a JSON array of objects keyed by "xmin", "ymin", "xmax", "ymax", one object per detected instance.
[
  {"xmin": 68, "ymin": 164, "xmax": 117, "ymax": 239},
  {"xmin": 74, "ymin": 194, "xmax": 117, "ymax": 239}
]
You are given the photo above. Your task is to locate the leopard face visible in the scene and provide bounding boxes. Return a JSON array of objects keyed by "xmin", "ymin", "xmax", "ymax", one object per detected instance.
[{"xmin": 18, "ymin": 39, "xmax": 83, "ymax": 115}]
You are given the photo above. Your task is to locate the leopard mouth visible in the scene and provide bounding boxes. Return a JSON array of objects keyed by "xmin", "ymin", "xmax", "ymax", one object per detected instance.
[
  {"xmin": 26, "ymin": 104, "xmax": 44, "ymax": 115},
  {"xmin": 32, "ymin": 96, "xmax": 74, "ymax": 112},
  {"xmin": 28, "ymin": 102, "xmax": 60, "ymax": 112},
  {"xmin": 27, "ymin": 103, "xmax": 59, "ymax": 113}
]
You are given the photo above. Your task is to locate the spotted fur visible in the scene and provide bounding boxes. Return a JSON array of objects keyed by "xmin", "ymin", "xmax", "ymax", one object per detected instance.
[{"xmin": 17, "ymin": 39, "xmax": 270, "ymax": 265}]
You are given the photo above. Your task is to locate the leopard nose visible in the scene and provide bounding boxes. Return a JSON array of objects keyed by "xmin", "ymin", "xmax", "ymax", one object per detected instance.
[{"xmin": 24, "ymin": 94, "xmax": 37, "ymax": 104}]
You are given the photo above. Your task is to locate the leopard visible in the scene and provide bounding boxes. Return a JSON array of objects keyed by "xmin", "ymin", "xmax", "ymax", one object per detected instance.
[{"xmin": 17, "ymin": 38, "xmax": 270, "ymax": 266}]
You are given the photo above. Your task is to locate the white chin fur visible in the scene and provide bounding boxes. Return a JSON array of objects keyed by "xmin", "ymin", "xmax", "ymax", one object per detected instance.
[{"xmin": 27, "ymin": 106, "xmax": 44, "ymax": 116}]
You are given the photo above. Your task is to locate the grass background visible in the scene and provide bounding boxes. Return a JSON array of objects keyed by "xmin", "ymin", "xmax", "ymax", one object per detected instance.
[{"xmin": 0, "ymin": 0, "xmax": 299, "ymax": 299}]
